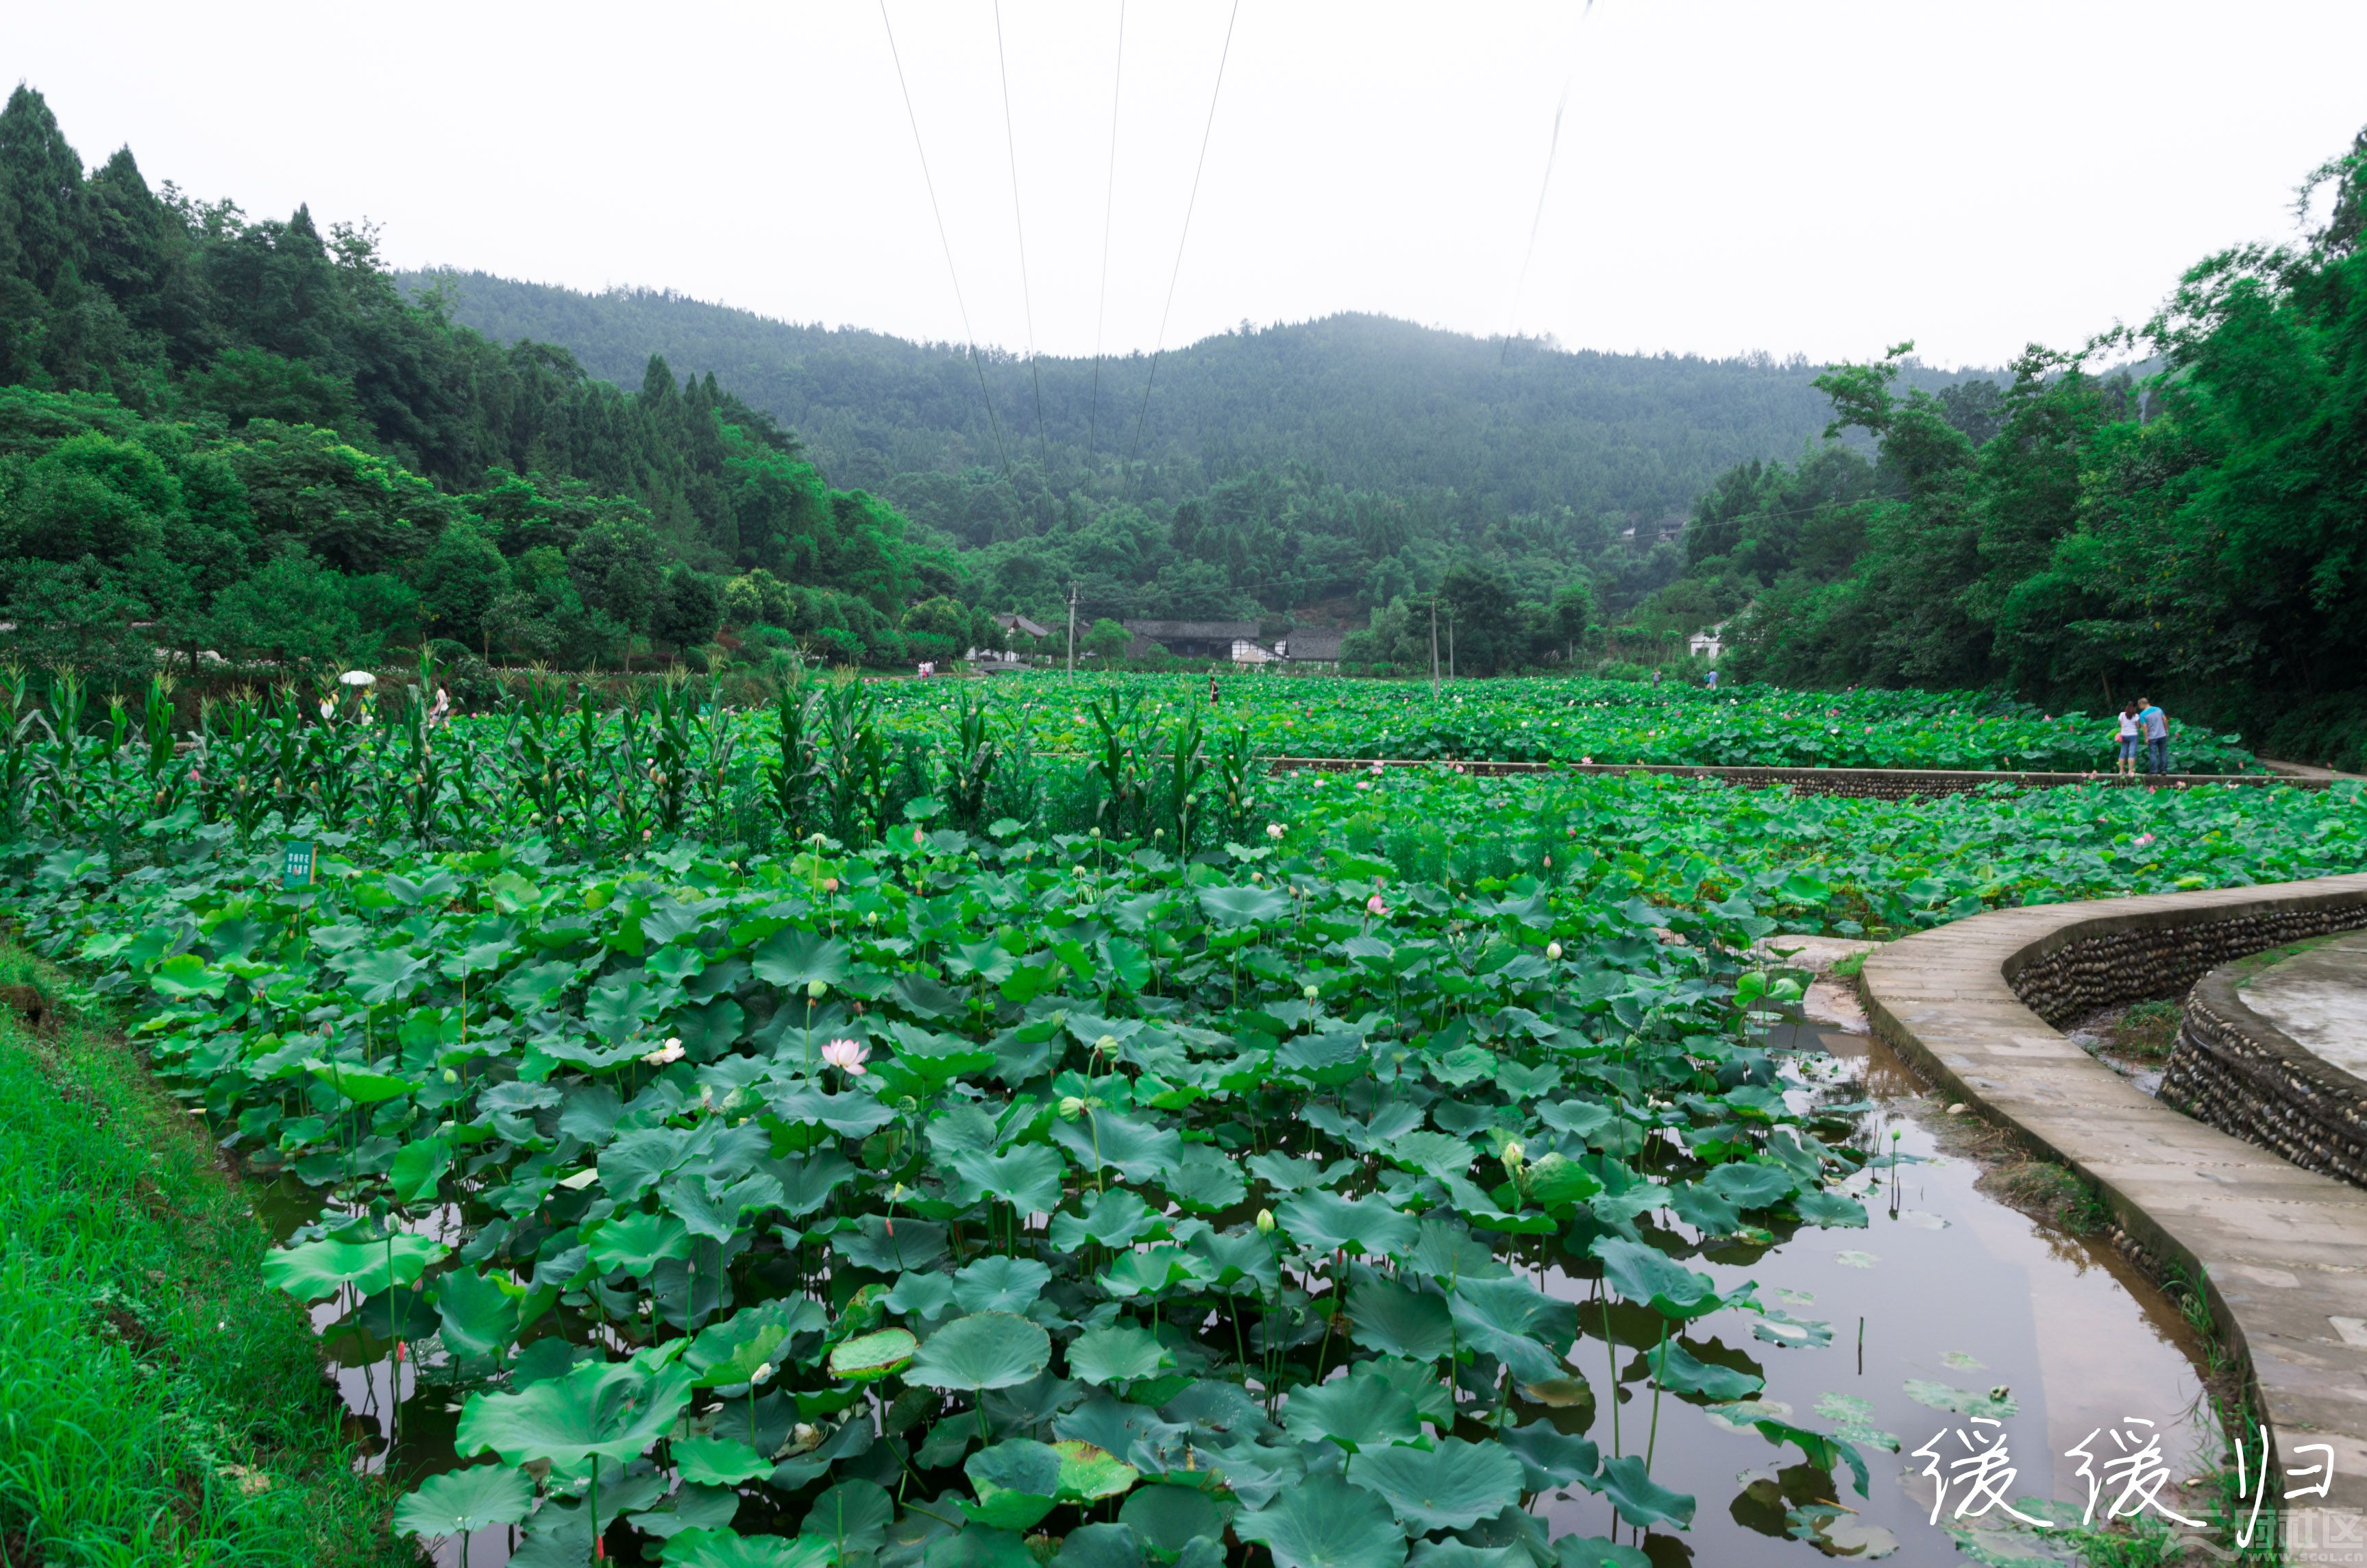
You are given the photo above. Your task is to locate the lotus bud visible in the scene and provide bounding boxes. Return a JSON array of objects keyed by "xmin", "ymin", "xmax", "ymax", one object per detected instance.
[
  {"xmin": 1501, "ymin": 1141, "xmax": 1525, "ymax": 1184},
  {"xmin": 1302, "ymin": 983, "xmax": 1320, "ymax": 1002},
  {"xmin": 1094, "ymin": 1034, "xmax": 1118, "ymax": 1057},
  {"xmin": 1090, "ymin": 826, "xmax": 1101, "ymax": 839},
  {"xmin": 824, "ymin": 878, "xmax": 839, "ymax": 894},
  {"xmin": 753, "ymin": 1362, "xmax": 776, "ymax": 1384},
  {"xmin": 1546, "ymin": 942, "xmax": 1563, "ymax": 961},
  {"xmin": 1266, "ymin": 823, "xmax": 1284, "ymax": 841},
  {"xmin": 807, "ymin": 979, "xmax": 827, "ymax": 1000},
  {"xmin": 1255, "ymin": 1208, "xmax": 1276, "ymax": 1235},
  {"xmin": 441, "ymin": 1068, "xmax": 459, "ymax": 1083},
  {"xmin": 1059, "ymin": 1096, "xmax": 1086, "ymax": 1120}
]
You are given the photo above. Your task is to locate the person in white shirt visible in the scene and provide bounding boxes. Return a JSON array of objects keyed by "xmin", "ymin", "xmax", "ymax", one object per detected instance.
[{"xmin": 2115, "ymin": 703, "xmax": 2141, "ymax": 777}]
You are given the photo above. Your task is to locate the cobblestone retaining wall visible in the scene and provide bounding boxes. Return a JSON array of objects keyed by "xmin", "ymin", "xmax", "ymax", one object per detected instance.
[
  {"xmin": 2007, "ymin": 901, "xmax": 2367, "ymax": 1025},
  {"xmin": 2161, "ymin": 965, "xmax": 2367, "ymax": 1189}
]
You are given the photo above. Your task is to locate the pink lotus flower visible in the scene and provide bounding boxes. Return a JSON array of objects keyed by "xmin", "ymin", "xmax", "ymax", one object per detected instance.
[
  {"xmin": 822, "ymin": 1038, "xmax": 869, "ymax": 1075},
  {"xmin": 1366, "ymin": 893, "xmax": 1388, "ymax": 916},
  {"xmin": 643, "ymin": 1037, "xmax": 685, "ymax": 1066},
  {"xmin": 2135, "ymin": 833, "xmax": 2156, "ymax": 847}
]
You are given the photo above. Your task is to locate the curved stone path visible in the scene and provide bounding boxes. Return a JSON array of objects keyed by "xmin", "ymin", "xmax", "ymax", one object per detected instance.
[{"xmin": 1861, "ymin": 873, "xmax": 2367, "ymax": 1558}]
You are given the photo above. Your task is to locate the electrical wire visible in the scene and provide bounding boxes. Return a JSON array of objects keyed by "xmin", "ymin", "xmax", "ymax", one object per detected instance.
[
  {"xmin": 878, "ymin": 0, "xmax": 1011, "ymax": 473},
  {"xmin": 1123, "ymin": 0, "xmax": 1244, "ymax": 498},
  {"xmin": 1499, "ymin": 0, "xmax": 1594, "ymax": 365},
  {"xmin": 1086, "ymin": 0, "xmax": 1127, "ymax": 474},
  {"xmin": 992, "ymin": 0, "xmax": 1053, "ymax": 480}
]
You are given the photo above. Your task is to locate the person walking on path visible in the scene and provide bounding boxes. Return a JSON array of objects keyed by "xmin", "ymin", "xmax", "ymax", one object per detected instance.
[
  {"xmin": 2115, "ymin": 702, "xmax": 2142, "ymax": 778},
  {"xmin": 2137, "ymin": 697, "xmax": 2171, "ymax": 776}
]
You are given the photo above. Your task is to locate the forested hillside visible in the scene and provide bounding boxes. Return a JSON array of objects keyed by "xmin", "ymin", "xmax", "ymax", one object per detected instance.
[
  {"xmin": 0, "ymin": 84, "xmax": 961, "ymax": 678},
  {"xmin": 1645, "ymin": 126, "xmax": 2367, "ymax": 766}
]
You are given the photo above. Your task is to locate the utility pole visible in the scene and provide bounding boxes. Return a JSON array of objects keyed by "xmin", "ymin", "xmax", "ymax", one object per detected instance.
[
  {"xmin": 1429, "ymin": 596, "xmax": 1440, "ymax": 698},
  {"xmin": 1448, "ymin": 610, "xmax": 1456, "ymax": 683},
  {"xmin": 1066, "ymin": 584, "xmax": 1078, "ymax": 676}
]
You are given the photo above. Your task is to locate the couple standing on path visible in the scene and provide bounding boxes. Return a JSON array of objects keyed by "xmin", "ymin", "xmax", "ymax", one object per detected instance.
[{"xmin": 2115, "ymin": 698, "xmax": 2172, "ymax": 776}]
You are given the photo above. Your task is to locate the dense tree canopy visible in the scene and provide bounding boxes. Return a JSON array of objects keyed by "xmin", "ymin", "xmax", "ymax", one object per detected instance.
[{"xmin": 1644, "ymin": 123, "xmax": 2367, "ymax": 765}]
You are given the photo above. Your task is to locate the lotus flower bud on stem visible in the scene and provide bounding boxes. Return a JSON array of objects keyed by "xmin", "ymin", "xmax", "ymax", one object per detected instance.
[
  {"xmin": 807, "ymin": 979, "xmax": 827, "ymax": 1000},
  {"xmin": 1546, "ymin": 942, "xmax": 1563, "ymax": 961},
  {"xmin": 1255, "ymin": 1209, "xmax": 1276, "ymax": 1235},
  {"xmin": 1059, "ymin": 1096, "xmax": 1086, "ymax": 1120}
]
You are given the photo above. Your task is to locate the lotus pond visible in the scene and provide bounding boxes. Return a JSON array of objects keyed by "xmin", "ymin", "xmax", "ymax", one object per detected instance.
[{"xmin": 0, "ymin": 676, "xmax": 2332, "ymax": 1568}]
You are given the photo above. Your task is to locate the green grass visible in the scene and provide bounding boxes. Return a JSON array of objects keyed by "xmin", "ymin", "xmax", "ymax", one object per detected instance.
[{"xmin": 0, "ymin": 948, "xmax": 408, "ymax": 1567}]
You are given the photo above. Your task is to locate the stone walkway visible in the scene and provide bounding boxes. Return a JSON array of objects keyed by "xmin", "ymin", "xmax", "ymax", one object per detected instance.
[{"xmin": 1861, "ymin": 873, "xmax": 2367, "ymax": 1559}]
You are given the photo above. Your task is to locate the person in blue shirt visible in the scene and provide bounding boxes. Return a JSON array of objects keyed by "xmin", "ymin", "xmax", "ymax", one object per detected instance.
[
  {"xmin": 1705, "ymin": 667, "xmax": 1719, "ymax": 690},
  {"xmin": 2136, "ymin": 698, "xmax": 2170, "ymax": 775}
]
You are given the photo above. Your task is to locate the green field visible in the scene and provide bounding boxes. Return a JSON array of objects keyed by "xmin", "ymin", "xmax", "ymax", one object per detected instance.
[{"xmin": 0, "ymin": 671, "xmax": 2344, "ymax": 1567}]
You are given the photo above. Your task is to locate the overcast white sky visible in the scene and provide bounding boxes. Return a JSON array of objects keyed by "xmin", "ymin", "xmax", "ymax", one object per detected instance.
[{"xmin": 12, "ymin": 1, "xmax": 2366, "ymax": 369}]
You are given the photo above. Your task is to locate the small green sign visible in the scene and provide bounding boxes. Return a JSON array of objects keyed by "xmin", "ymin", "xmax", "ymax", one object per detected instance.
[{"xmin": 282, "ymin": 840, "xmax": 315, "ymax": 889}]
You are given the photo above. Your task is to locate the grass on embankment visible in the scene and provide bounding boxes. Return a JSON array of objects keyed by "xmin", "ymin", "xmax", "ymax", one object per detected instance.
[{"xmin": 0, "ymin": 947, "xmax": 409, "ymax": 1568}]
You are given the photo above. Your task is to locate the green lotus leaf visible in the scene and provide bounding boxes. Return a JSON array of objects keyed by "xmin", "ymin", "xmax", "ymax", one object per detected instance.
[
  {"xmin": 1048, "ymin": 1109, "xmax": 1183, "ymax": 1183},
  {"xmin": 1903, "ymin": 1380, "xmax": 2017, "ymax": 1419},
  {"xmin": 343, "ymin": 946, "xmax": 428, "ymax": 1005},
  {"xmin": 1596, "ymin": 1454, "xmax": 1695, "ymax": 1530},
  {"xmin": 1048, "ymin": 1188, "xmax": 1159, "ymax": 1251},
  {"xmin": 455, "ymin": 1359, "xmax": 694, "ymax": 1470},
  {"xmin": 1547, "ymin": 1539, "xmax": 1649, "ymax": 1568},
  {"xmin": 1280, "ymin": 1369, "xmax": 1422, "ymax": 1452},
  {"xmin": 1447, "ymin": 1274, "xmax": 1577, "ymax": 1386},
  {"xmin": 1054, "ymin": 1440, "xmax": 1138, "ymax": 1503},
  {"xmin": 1118, "ymin": 1483, "xmax": 1231, "ymax": 1555},
  {"xmin": 586, "ymin": 1210, "xmax": 693, "ymax": 1277},
  {"xmin": 953, "ymin": 1256, "xmax": 1053, "ymax": 1314},
  {"xmin": 1703, "ymin": 1161, "xmax": 1796, "ymax": 1209},
  {"xmin": 830, "ymin": 1327, "xmax": 919, "ymax": 1382},
  {"xmin": 1499, "ymin": 1420, "xmax": 1600, "ymax": 1491},
  {"xmin": 1747, "ymin": 1416, "xmax": 1872, "ymax": 1496},
  {"xmin": 306, "ymin": 1059, "xmax": 410, "ymax": 1103},
  {"xmin": 1589, "ymin": 1237, "xmax": 1724, "ymax": 1319},
  {"xmin": 907, "ymin": 1312, "xmax": 1053, "ymax": 1392},
  {"xmin": 389, "ymin": 1135, "xmax": 450, "ymax": 1202},
  {"xmin": 802, "ymin": 1479, "xmax": 894, "ymax": 1557},
  {"xmin": 833, "ymin": 1215, "xmax": 950, "ymax": 1273},
  {"xmin": 1100, "ymin": 1247, "xmax": 1201, "ymax": 1300},
  {"xmin": 752, "ymin": 929, "xmax": 853, "ymax": 990},
  {"xmin": 1383, "ymin": 1130, "xmax": 1475, "ymax": 1184},
  {"xmin": 1348, "ymin": 1277, "xmax": 1456, "ymax": 1362},
  {"xmin": 1194, "ymin": 885, "xmax": 1292, "ymax": 928},
  {"xmin": 262, "ymin": 1233, "xmax": 447, "ymax": 1303},
  {"xmin": 663, "ymin": 1528, "xmax": 840, "ymax": 1568},
  {"xmin": 630, "ymin": 1482, "xmax": 744, "ymax": 1540},
  {"xmin": 946, "ymin": 1144, "xmax": 1066, "ymax": 1212},
  {"xmin": 676, "ymin": 1434, "xmax": 775, "ymax": 1486},
  {"xmin": 964, "ymin": 1438, "xmax": 1063, "ymax": 1530},
  {"xmin": 1275, "ymin": 1190, "xmax": 1416, "ymax": 1259},
  {"xmin": 432, "ymin": 1269, "xmax": 522, "ymax": 1361},
  {"xmin": 1638, "ymin": 1340, "xmax": 1763, "ymax": 1402},
  {"xmin": 1068, "ymin": 1323, "xmax": 1174, "ymax": 1386},
  {"xmin": 1234, "ymin": 1473, "xmax": 1408, "ymax": 1568},
  {"xmin": 1522, "ymin": 1152, "xmax": 1603, "ymax": 1210},
  {"xmin": 391, "ymin": 1462, "xmax": 535, "ymax": 1536},
  {"xmin": 1792, "ymin": 1190, "xmax": 1869, "ymax": 1228},
  {"xmin": 688, "ymin": 1297, "xmax": 827, "ymax": 1389},
  {"xmin": 1162, "ymin": 1144, "xmax": 1248, "ymax": 1212},
  {"xmin": 1051, "ymin": 1523, "xmax": 1142, "ymax": 1568},
  {"xmin": 1347, "ymin": 1436, "xmax": 1525, "ymax": 1533},
  {"xmin": 1811, "ymin": 1392, "xmax": 1902, "ymax": 1453},
  {"xmin": 925, "ymin": 1527, "xmax": 1038, "ymax": 1568}
]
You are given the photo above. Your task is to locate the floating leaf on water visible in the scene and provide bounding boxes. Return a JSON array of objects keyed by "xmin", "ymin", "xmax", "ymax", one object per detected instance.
[
  {"xmin": 1939, "ymin": 1350, "xmax": 1987, "ymax": 1372},
  {"xmin": 1832, "ymin": 1249, "xmax": 1879, "ymax": 1269},
  {"xmin": 1903, "ymin": 1380, "xmax": 2018, "ymax": 1419},
  {"xmin": 829, "ymin": 1327, "xmax": 919, "ymax": 1382},
  {"xmin": 1705, "ymin": 1398, "xmax": 1793, "ymax": 1433},
  {"xmin": 391, "ymin": 1463, "xmax": 535, "ymax": 1536}
]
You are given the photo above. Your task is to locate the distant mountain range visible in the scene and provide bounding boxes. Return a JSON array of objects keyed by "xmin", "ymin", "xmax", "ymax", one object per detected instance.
[{"xmin": 402, "ymin": 269, "xmax": 1989, "ymax": 519}]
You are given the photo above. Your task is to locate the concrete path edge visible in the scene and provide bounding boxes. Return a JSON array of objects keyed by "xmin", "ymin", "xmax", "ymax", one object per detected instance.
[{"xmin": 1861, "ymin": 873, "xmax": 2367, "ymax": 1559}]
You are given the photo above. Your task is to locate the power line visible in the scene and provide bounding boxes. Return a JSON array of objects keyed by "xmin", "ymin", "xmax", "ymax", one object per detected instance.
[
  {"xmin": 1086, "ymin": 0, "xmax": 1127, "ymax": 473},
  {"xmin": 992, "ymin": 0, "xmax": 1053, "ymax": 480},
  {"xmin": 1123, "ymin": 0, "xmax": 1243, "ymax": 498},
  {"xmin": 1499, "ymin": 1, "xmax": 1594, "ymax": 366},
  {"xmin": 878, "ymin": 0, "xmax": 1011, "ymax": 473}
]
